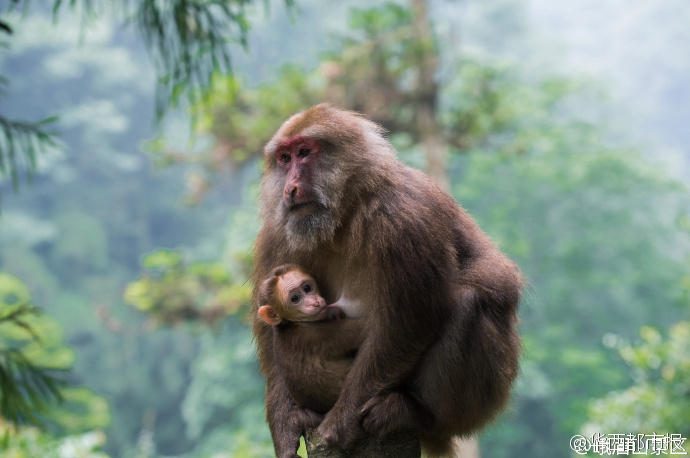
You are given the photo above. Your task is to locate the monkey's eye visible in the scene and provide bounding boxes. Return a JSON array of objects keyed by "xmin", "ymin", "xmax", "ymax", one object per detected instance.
[
  {"xmin": 303, "ymin": 284, "xmax": 312, "ymax": 293},
  {"xmin": 297, "ymin": 147, "xmax": 310, "ymax": 158},
  {"xmin": 290, "ymin": 294, "xmax": 300, "ymax": 304},
  {"xmin": 280, "ymin": 153, "xmax": 291, "ymax": 164}
]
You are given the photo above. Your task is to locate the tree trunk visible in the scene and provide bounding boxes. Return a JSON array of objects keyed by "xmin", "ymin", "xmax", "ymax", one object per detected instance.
[
  {"xmin": 411, "ymin": 0, "xmax": 450, "ymax": 192},
  {"xmin": 305, "ymin": 429, "xmax": 421, "ymax": 458}
]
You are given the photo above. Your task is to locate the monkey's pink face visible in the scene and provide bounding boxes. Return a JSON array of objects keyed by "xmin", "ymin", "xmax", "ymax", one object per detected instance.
[
  {"xmin": 277, "ymin": 271, "xmax": 327, "ymax": 319},
  {"xmin": 275, "ymin": 136, "xmax": 322, "ymax": 214}
]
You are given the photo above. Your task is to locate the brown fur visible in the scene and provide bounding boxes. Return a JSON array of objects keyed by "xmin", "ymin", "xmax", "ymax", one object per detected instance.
[
  {"xmin": 270, "ymin": 317, "xmax": 363, "ymax": 414},
  {"xmin": 255, "ymin": 263, "xmax": 364, "ymax": 457},
  {"xmin": 252, "ymin": 104, "xmax": 522, "ymax": 457}
]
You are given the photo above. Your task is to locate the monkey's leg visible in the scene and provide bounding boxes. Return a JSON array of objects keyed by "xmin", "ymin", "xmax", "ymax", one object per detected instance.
[
  {"xmin": 359, "ymin": 390, "xmax": 433, "ymax": 437},
  {"xmin": 414, "ymin": 291, "xmax": 519, "ymax": 438}
]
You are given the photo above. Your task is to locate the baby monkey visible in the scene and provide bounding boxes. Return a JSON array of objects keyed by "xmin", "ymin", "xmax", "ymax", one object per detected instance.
[
  {"xmin": 258, "ymin": 264, "xmax": 363, "ymax": 414},
  {"xmin": 258, "ymin": 264, "xmax": 346, "ymax": 325}
]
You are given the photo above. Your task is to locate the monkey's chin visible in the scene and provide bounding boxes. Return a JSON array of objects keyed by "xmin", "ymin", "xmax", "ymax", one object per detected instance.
[{"xmin": 284, "ymin": 206, "xmax": 336, "ymax": 252}]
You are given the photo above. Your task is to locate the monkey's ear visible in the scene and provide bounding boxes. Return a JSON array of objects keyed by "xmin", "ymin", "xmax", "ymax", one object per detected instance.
[{"xmin": 258, "ymin": 305, "xmax": 282, "ymax": 326}]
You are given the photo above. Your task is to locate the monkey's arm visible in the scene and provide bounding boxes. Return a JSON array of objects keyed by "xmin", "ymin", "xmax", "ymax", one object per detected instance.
[
  {"xmin": 318, "ymin": 220, "xmax": 450, "ymax": 446},
  {"xmin": 316, "ymin": 325, "xmax": 439, "ymax": 446}
]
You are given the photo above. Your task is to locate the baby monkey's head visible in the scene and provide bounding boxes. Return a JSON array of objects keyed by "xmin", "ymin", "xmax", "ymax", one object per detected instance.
[{"xmin": 258, "ymin": 264, "xmax": 327, "ymax": 326}]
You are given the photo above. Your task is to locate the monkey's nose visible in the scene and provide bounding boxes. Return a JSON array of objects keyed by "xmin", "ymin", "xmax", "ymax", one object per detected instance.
[
  {"xmin": 285, "ymin": 183, "xmax": 305, "ymax": 206},
  {"xmin": 284, "ymin": 185, "xmax": 297, "ymax": 203}
]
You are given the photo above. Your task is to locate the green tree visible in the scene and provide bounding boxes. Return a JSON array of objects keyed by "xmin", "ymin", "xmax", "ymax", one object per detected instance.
[
  {"xmin": 584, "ymin": 322, "xmax": 690, "ymax": 436},
  {"xmin": 453, "ymin": 138, "xmax": 688, "ymax": 458},
  {"xmin": 0, "ymin": 273, "xmax": 110, "ymax": 455},
  {"xmin": 124, "ymin": 249, "xmax": 249, "ymax": 325},
  {"xmin": 582, "ymin": 265, "xmax": 690, "ymax": 438},
  {"xmin": 0, "ymin": 423, "xmax": 108, "ymax": 458},
  {"xmin": 0, "ymin": 273, "xmax": 66, "ymax": 425}
]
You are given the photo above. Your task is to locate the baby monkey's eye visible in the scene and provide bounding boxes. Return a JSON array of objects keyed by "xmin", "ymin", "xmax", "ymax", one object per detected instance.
[
  {"xmin": 303, "ymin": 284, "xmax": 312, "ymax": 293},
  {"xmin": 297, "ymin": 147, "xmax": 310, "ymax": 158},
  {"xmin": 280, "ymin": 153, "xmax": 291, "ymax": 164},
  {"xmin": 290, "ymin": 294, "xmax": 300, "ymax": 303}
]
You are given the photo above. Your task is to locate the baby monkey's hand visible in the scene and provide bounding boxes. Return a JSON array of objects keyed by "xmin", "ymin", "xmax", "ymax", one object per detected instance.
[{"xmin": 322, "ymin": 305, "xmax": 346, "ymax": 321}]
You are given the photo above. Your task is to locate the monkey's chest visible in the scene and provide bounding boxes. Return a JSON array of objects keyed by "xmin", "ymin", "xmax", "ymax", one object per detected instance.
[
  {"xmin": 274, "ymin": 328, "xmax": 356, "ymax": 413},
  {"xmin": 282, "ymin": 353, "xmax": 352, "ymax": 413}
]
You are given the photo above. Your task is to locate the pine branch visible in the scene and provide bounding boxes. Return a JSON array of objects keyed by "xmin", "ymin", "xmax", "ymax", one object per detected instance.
[
  {"xmin": 6, "ymin": 0, "xmax": 294, "ymax": 117},
  {"xmin": 0, "ymin": 304, "xmax": 66, "ymax": 426},
  {"xmin": 130, "ymin": 0, "xmax": 245, "ymax": 117},
  {"xmin": 128, "ymin": 0, "xmax": 298, "ymax": 117},
  {"xmin": 0, "ymin": 115, "xmax": 58, "ymax": 194}
]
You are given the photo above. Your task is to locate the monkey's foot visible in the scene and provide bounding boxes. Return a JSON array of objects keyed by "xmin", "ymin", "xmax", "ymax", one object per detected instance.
[
  {"xmin": 359, "ymin": 392, "xmax": 428, "ymax": 437},
  {"xmin": 316, "ymin": 409, "xmax": 363, "ymax": 449},
  {"xmin": 296, "ymin": 406, "xmax": 323, "ymax": 430}
]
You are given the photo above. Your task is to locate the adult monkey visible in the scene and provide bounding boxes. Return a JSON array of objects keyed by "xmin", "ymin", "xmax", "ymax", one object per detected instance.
[{"xmin": 251, "ymin": 104, "xmax": 522, "ymax": 457}]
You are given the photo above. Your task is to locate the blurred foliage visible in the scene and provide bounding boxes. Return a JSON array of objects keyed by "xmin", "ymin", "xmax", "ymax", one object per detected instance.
[
  {"xmin": 178, "ymin": 321, "xmax": 273, "ymax": 457},
  {"xmin": 52, "ymin": 212, "xmax": 109, "ymax": 280},
  {"xmin": 0, "ymin": 0, "xmax": 293, "ymax": 203},
  {"xmin": 125, "ymin": 0, "xmax": 292, "ymax": 118},
  {"xmin": 124, "ymin": 249, "xmax": 250, "ymax": 325},
  {"xmin": 0, "ymin": 115, "xmax": 58, "ymax": 196},
  {"xmin": 0, "ymin": 273, "xmax": 69, "ymax": 425},
  {"xmin": 0, "ymin": 421, "xmax": 109, "ymax": 458},
  {"xmin": 48, "ymin": 387, "xmax": 110, "ymax": 435},
  {"xmin": 0, "ymin": 10, "xmax": 59, "ymax": 198},
  {"xmin": 0, "ymin": 0, "xmax": 689, "ymax": 457},
  {"xmin": 583, "ymin": 320, "xmax": 690, "ymax": 435},
  {"xmin": 581, "ymin": 267, "xmax": 690, "ymax": 437},
  {"xmin": 0, "ymin": 273, "xmax": 110, "ymax": 436},
  {"xmin": 0, "ymin": 21, "xmax": 58, "ymax": 199},
  {"xmin": 3, "ymin": 0, "xmax": 296, "ymax": 115},
  {"xmin": 154, "ymin": 2, "xmax": 586, "ymax": 202},
  {"xmin": 147, "ymin": 66, "xmax": 322, "ymax": 204},
  {"xmin": 454, "ymin": 142, "xmax": 689, "ymax": 458}
]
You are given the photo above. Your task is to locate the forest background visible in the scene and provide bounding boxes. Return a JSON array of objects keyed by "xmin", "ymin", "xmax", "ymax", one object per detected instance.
[{"xmin": 0, "ymin": 0, "xmax": 688, "ymax": 457}]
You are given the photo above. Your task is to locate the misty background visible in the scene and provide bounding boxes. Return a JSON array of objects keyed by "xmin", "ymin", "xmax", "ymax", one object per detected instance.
[{"xmin": 0, "ymin": 0, "xmax": 688, "ymax": 457}]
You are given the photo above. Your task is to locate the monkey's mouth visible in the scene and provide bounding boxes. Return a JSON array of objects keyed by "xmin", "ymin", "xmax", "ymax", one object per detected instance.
[{"xmin": 288, "ymin": 201, "xmax": 321, "ymax": 213}]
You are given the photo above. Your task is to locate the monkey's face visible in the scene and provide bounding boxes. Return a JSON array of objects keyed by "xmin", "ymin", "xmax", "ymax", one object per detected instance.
[
  {"xmin": 277, "ymin": 271, "xmax": 327, "ymax": 321},
  {"xmin": 262, "ymin": 104, "xmax": 393, "ymax": 251},
  {"xmin": 276, "ymin": 136, "xmax": 322, "ymax": 211},
  {"xmin": 263, "ymin": 134, "xmax": 345, "ymax": 250}
]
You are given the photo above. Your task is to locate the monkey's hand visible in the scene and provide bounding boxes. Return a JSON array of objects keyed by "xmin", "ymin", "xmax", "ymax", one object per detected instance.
[
  {"xmin": 273, "ymin": 408, "xmax": 317, "ymax": 458},
  {"xmin": 316, "ymin": 403, "xmax": 364, "ymax": 448},
  {"xmin": 295, "ymin": 406, "xmax": 323, "ymax": 430},
  {"xmin": 324, "ymin": 305, "xmax": 346, "ymax": 321},
  {"xmin": 360, "ymin": 392, "xmax": 429, "ymax": 437},
  {"xmin": 360, "ymin": 394, "xmax": 401, "ymax": 436}
]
